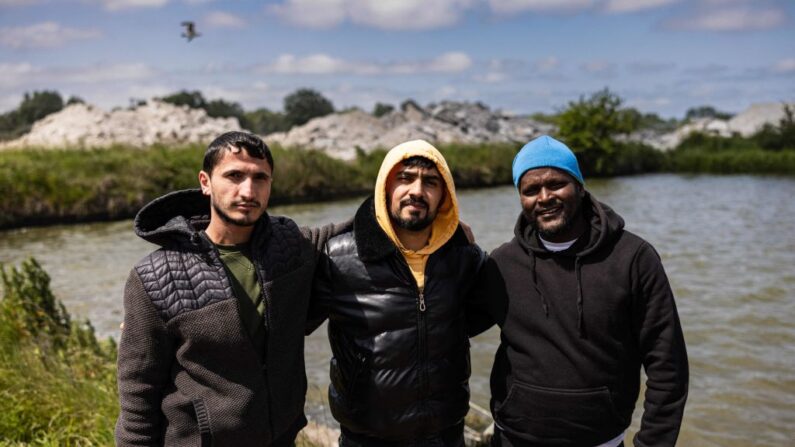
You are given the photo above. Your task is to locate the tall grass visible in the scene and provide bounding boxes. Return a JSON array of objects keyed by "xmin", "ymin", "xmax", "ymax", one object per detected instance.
[
  {"xmin": 0, "ymin": 143, "xmax": 524, "ymax": 230},
  {"xmin": 0, "ymin": 258, "xmax": 118, "ymax": 446},
  {"xmin": 0, "ymin": 259, "xmax": 339, "ymax": 446}
]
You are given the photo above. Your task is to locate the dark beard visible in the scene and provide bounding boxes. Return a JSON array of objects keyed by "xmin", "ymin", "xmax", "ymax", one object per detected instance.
[
  {"xmin": 392, "ymin": 214, "xmax": 433, "ymax": 231},
  {"xmin": 213, "ymin": 200, "xmax": 258, "ymax": 227},
  {"xmin": 390, "ymin": 197, "xmax": 436, "ymax": 231}
]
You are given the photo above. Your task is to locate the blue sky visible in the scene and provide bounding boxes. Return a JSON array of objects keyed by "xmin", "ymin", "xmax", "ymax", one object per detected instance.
[{"xmin": 1, "ymin": 0, "xmax": 793, "ymax": 118}]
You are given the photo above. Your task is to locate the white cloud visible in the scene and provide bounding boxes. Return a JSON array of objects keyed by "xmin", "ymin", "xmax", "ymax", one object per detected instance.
[
  {"xmin": 0, "ymin": 62, "xmax": 40, "ymax": 87},
  {"xmin": 269, "ymin": 0, "xmax": 350, "ymax": 28},
  {"xmin": 489, "ymin": 0, "xmax": 595, "ymax": 14},
  {"xmin": 772, "ymin": 58, "xmax": 795, "ymax": 74},
  {"xmin": 0, "ymin": 0, "xmax": 42, "ymax": 6},
  {"xmin": 96, "ymin": 0, "xmax": 169, "ymax": 11},
  {"xmin": 602, "ymin": 0, "xmax": 679, "ymax": 13},
  {"xmin": 347, "ymin": 0, "xmax": 473, "ymax": 30},
  {"xmin": 60, "ymin": 63, "xmax": 155, "ymax": 83},
  {"xmin": 204, "ymin": 11, "xmax": 247, "ymax": 28},
  {"xmin": 0, "ymin": 22, "xmax": 102, "ymax": 49},
  {"xmin": 664, "ymin": 6, "xmax": 787, "ymax": 31},
  {"xmin": 258, "ymin": 52, "xmax": 472, "ymax": 76},
  {"xmin": 581, "ymin": 60, "xmax": 617, "ymax": 77},
  {"xmin": 0, "ymin": 62, "xmax": 155, "ymax": 88},
  {"xmin": 628, "ymin": 61, "xmax": 676, "ymax": 74},
  {"xmin": 270, "ymin": 0, "xmax": 473, "ymax": 30},
  {"xmin": 534, "ymin": 56, "xmax": 560, "ymax": 72}
]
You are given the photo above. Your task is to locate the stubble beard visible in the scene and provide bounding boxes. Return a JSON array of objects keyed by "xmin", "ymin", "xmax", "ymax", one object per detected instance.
[
  {"xmin": 529, "ymin": 200, "xmax": 582, "ymax": 240},
  {"xmin": 212, "ymin": 199, "xmax": 261, "ymax": 227}
]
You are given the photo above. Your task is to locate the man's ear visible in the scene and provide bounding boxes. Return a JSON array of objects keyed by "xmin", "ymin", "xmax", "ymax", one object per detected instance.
[
  {"xmin": 577, "ymin": 183, "xmax": 586, "ymax": 199},
  {"xmin": 198, "ymin": 170, "xmax": 211, "ymax": 196}
]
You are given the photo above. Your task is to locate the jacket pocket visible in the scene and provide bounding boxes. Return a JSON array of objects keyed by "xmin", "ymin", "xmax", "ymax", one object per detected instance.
[
  {"xmin": 494, "ymin": 380, "xmax": 624, "ymax": 441},
  {"xmin": 331, "ymin": 351, "xmax": 369, "ymax": 398},
  {"xmin": 191, "ymin": 397, "xmax": 213, "ymax": 447}
]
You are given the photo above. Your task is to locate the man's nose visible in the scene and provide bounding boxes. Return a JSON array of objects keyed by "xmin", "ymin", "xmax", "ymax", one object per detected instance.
[
  {"xmin": 239, "ymin": 178, "xmax": 254, "ymax": 199},
  {"xmin": 408, "ymin": 178, "xmax": 424, "ymax": 196},
  {"xmin": 538, "ymin": 187, "xmax": 553, "ymax": 202}
]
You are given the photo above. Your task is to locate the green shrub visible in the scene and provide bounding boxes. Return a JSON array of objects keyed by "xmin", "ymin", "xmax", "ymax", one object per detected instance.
[
  {"xmin": 556, "ymin": 88, "xmax": 635, "ymax": 176},
  {"xmin": 667, "ymin": 149, "xmax": 795, "ymax": 174},
  {"xmin": 284, "ymin": 89, "xmax": 334, "ymax": 127},
  {"xmin": 0, "ymin": 258, "xmax": 118, "ymax": 445}
]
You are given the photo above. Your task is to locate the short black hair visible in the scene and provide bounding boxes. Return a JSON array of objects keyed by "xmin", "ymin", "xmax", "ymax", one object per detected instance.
[
  {"xmin": 203, "ymin": 131, "xmax": 273, "ymax": 174},
  {"xmin": 401, "ymin": 156, "xmax": 436, "ymax": 170}
]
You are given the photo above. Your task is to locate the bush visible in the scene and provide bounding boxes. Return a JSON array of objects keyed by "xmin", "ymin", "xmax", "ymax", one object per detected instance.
[
  {"xmin": 0, "ymin": 91, "xmax": 65, "ymax": 142},
  {"xmin": 751, "ymin": 105, "xmax": 795, "ymax": 151},
  {"xmin": 556, "ymin": 88, "xmax": 635, "ymax": 176},
  {"xmin": 0, "ymin": 258, "xmax": 118, "ymax": 445},
  {"xmin": 284, "ymin": 89, "xmax": 334, "ymax": 127},
  {"xmin": 245, "ymin": 108, "xmax": 290, "ymax": 135},
  {"xmin": 372, "ymin": 103, "xmax": 394, "ymax": 118},
  {"xmin": 159, "ymin": 90, "xmax": 207, "ymax": 109},
  {"xmin": 684, "ymin": 105, "xmax": 733, "ymax": 121}
]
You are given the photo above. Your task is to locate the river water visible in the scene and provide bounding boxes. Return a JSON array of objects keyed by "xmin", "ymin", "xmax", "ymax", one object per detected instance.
[{"xmin": 1, "ymin": 174, "xmax": 794, "ymax": 446}]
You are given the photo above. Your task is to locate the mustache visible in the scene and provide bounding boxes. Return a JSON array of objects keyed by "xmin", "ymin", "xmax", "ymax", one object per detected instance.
[
  {"xmin": 400, "ymin": 198, "xmax": 428, "ymax": 209},
  {"xmin": 232, "ymin": 200, "xmax": 261, "ymax": 208}
]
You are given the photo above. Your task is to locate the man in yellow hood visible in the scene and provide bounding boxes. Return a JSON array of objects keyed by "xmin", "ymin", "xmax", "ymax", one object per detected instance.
[{"xmin": 308, "ymin": 140, "xmax": 485, "ymax": 446}]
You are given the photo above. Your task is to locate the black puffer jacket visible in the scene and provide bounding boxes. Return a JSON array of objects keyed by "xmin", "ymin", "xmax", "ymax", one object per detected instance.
[
  {"xmin": 308, "ymin": 197, "xmax": 485, "ymax": 441},
  {"xmin": 116, "ymin": 189, "xmax": 335, "ymax": 447}
]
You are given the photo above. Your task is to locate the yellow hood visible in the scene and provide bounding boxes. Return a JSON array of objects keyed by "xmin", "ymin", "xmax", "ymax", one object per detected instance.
[{"xmin": 374, "ymin": 140, "xmax": 459, "ymax": 290}]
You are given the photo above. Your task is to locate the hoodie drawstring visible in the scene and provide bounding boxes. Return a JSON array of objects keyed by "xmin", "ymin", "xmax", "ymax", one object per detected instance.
[
  {"xmin": 575, "ymin": 257, "xmax": 585, "ymax": 338},
  {"xmin": 529, "ymin": 254, "xmax": 549, "ymax": 317}
]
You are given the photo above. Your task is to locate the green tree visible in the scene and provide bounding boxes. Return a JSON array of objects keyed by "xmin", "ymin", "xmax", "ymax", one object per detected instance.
[
  {"xmin": 372, "ymin": 102, "xmax": 394, "ymax": 117},
  {"xmin": 752, "ymin": 104, "xmax": 795, "ymax": 151},
  {"xmin": 685, "ymin": 105, "xmax": 733, "ymax": 121},
  {"xmin": 205, "ymin": 99, "xmax": 251, "ymax": 128},
  {"xmin": 245, "ymin": 108, "xmax": 290, "ymax": 135},
  {"xmin": 160, "ymin": 90, "xmax": 207, "ymax": 109},
  {"xmin": 556, "ymin": 88, "xmax": 634, "ymax": 175},
  {"xmin": 66, "ymin": 95, "xmax": 85, "ymax": 105},
  {"xmin": 284, "ymin": 88, "xmax": 334, "ymax": 127},
  {"xmin": 17, "ymin": 90, "xmax": 64, "ymax": 124}
]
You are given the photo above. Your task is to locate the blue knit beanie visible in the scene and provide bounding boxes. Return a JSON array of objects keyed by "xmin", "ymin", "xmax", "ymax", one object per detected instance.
[{"xmin": 512, "ymin": 135, "xmax": 584, "ymax": 187}]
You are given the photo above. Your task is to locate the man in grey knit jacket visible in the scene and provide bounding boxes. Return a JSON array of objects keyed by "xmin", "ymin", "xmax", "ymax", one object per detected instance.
[{"xmin": 116, "ymin": 132, "xmax": 335, "ymax": 446}]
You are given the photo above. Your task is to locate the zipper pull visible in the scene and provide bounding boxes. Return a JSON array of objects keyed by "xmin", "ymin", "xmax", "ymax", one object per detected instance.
[{"xmin": 419, "ymin": 292, "xmax": 426, "ymax": 312}]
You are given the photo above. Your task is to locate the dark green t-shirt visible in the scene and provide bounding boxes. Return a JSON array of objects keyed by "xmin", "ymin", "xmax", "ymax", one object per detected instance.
[{"xmin": 214, "ymin": 241, "xmax": 266, "ymax": 361}]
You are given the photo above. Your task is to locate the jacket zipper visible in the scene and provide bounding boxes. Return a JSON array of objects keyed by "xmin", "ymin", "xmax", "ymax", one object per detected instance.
[
  {"xmin": 397, "ymin": 255, "xmax": 431, "ymax": 407},
  {"xmin": 257, "ymin": 263, "xmax": 276, "ymax": 442},
  {"xmin": 203, "ymin": 233, "xmax": 276, "ymax": 441}
]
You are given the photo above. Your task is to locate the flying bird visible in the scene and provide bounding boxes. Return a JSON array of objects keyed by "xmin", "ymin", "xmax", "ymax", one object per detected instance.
[{"xmin": 181, "ymin": 21, "xmax": 200, "ymax": 42}]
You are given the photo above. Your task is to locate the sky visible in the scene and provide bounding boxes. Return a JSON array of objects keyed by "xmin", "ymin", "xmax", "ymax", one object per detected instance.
[{"xmin": 0, "ymin": 0, "xmax": 793, "ymax": 118}]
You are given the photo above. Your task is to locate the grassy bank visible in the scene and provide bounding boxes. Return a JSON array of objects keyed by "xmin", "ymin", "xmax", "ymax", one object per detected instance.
[
  {"xmin": 0, "ymin": 143, "xmax": 520, "ymax": 230},
  {"xmin": 1, "ymin": 140, "xmax": 793, "ymax": 230},
  {"xmin": 0, "ymin": 258, "xmax": 118, "ymax": 446},
  {"xmin": 666, "ymin": 148, "xmax": 795, "ymax": 174}
]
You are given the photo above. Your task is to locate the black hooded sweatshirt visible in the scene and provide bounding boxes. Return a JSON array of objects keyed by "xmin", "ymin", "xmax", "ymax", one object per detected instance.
[{"xmin": 469, "ymin": 193, "xmax": 688, "ymax": 447}]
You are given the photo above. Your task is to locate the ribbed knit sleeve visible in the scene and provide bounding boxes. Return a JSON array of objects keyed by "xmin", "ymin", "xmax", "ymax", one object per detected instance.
[
  {"xmin": 632, "ymin": 242, "xmax": 689, "ymax": 447},
  {"xmin": 115, "ymin": 269, "xmax": 174, "ymax": 447}
]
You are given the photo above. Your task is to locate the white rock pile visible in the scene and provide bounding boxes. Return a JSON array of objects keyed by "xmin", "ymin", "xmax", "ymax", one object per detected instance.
[
  {"xmin": 0, "ymin": 100, "xmax": 241, "ymax": 149},
  {"xmin": 265, "ymin": 101, "xmax": 553, "ymax": 160},
  {"xmin": 641, "ymin": 102, "xmax": 794, "ymax": 150}
]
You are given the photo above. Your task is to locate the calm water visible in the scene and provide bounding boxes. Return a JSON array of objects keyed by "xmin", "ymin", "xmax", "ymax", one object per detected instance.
[{"xmin": 2, "ymin": 174, "xmax": 794, "ymax": 446}]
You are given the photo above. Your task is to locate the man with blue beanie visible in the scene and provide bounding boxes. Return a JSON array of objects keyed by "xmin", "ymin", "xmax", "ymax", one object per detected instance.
[{"xmin": 469, "ymin": 135, "xmax": 689, "ymax": 446}]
